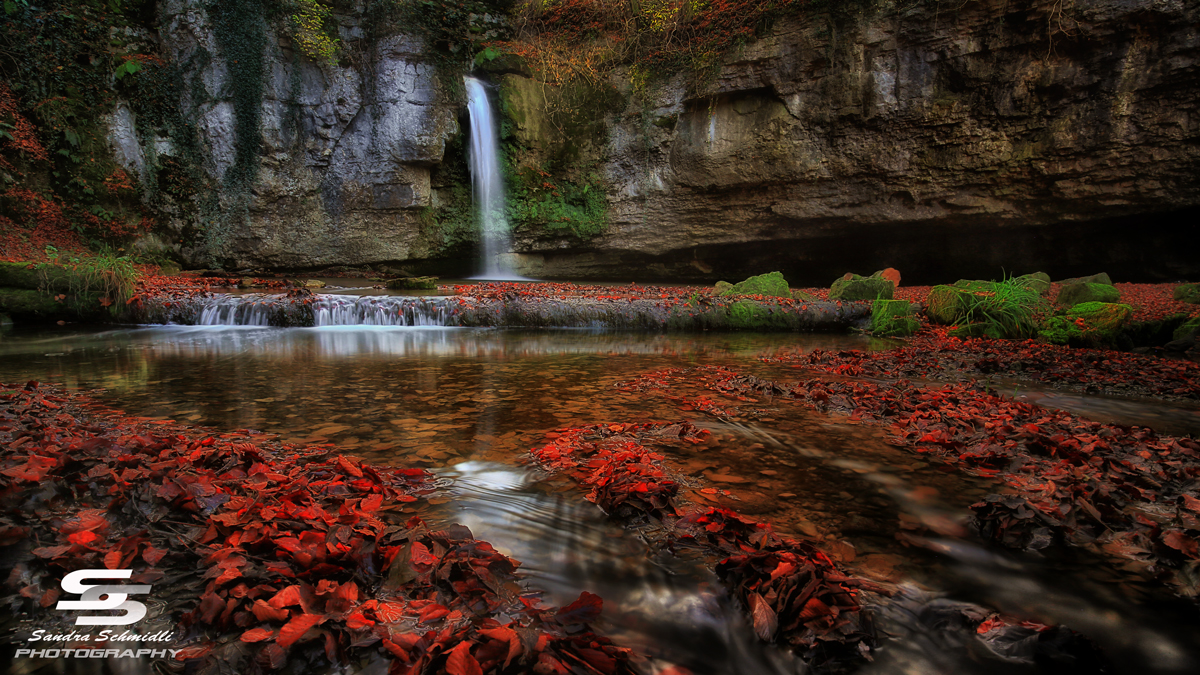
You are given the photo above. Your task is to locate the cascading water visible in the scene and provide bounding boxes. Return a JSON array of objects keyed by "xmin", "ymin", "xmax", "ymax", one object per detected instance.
[{"xmin": 464, "ymin": 76, "xmax": 526, "ymax": 281}]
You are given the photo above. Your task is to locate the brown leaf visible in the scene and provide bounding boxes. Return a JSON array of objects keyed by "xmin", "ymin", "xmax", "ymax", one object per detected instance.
[
  {"xmin": 241, "ymin": 627, "xmax": 277, "ymax": 643},
  {"xmin": 748, "ymin": 592, "xmax": 777, "ymax": 642}
]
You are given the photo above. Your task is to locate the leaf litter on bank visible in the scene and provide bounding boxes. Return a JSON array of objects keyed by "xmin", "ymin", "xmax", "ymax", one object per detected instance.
[{"xmin": 0, "ymin": 382, "xmax": 641, "ymax": 675}]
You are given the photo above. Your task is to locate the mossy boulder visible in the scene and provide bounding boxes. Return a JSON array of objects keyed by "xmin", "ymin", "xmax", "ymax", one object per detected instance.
[
  {"xmin": 1173, "ymin": 315, "xmax": 1200, "ymax": 342},
  {"xmin": 1015, "ymin": 272, "xmax": 1051, "ymax": 295},
  {"xmin": 830, "ymin": 274, "xmax": 893, "ymax": 301},
  {"xmin": 926, "ymin": 285, "xmax": 972, "ymax": 324},
  {"xmin": 871, "ymin": 299, "xmax": 920, "ymax": 337},
  {"xmin": 1058, "ymin": 272, "xmax": 1113, "ymax": 286},
  {"xmin": 386, "ymin": 276, "xmax": 438, "ymax": 290},
  {"xmin": 1038, "ymin": 302, "xmax": 1134, "ymax": 346},
  {"xmin": 715, "ymin": 281, "xmax": 733, "ymax": 294},
  {"xmin": 1056, "ymin": 282, "xmax": 1120, "ymax": 307},
  {"xmin": 1173, "ymin": 283, "xmax": 1200, "ymax": 304},
  {"xmin": 719, "ymin": 272, "xmax": 791, "ymax": 298}
]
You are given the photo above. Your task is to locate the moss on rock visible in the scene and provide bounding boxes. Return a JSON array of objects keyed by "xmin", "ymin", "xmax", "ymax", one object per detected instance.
[
  {"xmin": 830, "ymin": 274, "xmax": 893, "ymax": 301},
  {"xmin": 0, "ymin": 288, "xmax": 115, "ymax": 322},
  {"xmin": 719, "ymin": 272, "xmax": 791, "ymax": 298},
  {"xmin": 926, "ymin": 285, "xmax": 970, "ymax": 324},
  {"xmin": 386, "ymin": 276, "xmax": 439, "ymax": 290},
  {"xmin": 1038, "ymin": 302, "xmax": 1134, "ymax": 346},
  {"xmin": 1058, "ymin": 272, "xmax": 1113, "ymax": 286},
  {"xmin": 1173, "ymin": 283, "xmax": 1200, "ymax": 304},
  {"xmin": 1056, "ymin": 282, "xmax": 1121, "ymax": 307},
  {"xmin": 1174, "ymin": 315, "xmax": 1200, "ymax": 342}
]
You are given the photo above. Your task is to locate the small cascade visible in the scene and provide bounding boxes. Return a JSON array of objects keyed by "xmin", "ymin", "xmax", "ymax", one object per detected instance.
[
  {"xmin": 197, "ymin": 295, "xmax": 277, "ymax": 326},
  {"xmin": 464, "ymin": 76, "xmax": 525, "ymax": 281},
  {"xmin": 311, "ymin": 296, "xmax": 449, "ymax": 326}
]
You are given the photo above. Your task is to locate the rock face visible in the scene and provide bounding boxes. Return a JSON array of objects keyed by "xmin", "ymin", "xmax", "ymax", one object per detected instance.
[
  {"xmin": 534, "ymin": 0, "xmax": 1200, "ymax": 282},
  {"xmin": 119, "ymin": 0, "xmax": 1199, "ymax": 279},
  {"xmin": 126, "ymin": 1, "xmax": 458, "ymax": 270}
]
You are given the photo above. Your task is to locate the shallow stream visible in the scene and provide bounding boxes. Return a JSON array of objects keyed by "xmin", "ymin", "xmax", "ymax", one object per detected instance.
[{"xmin": 1, "ymin": 324, "xmax": 1198, "ymax": 674}]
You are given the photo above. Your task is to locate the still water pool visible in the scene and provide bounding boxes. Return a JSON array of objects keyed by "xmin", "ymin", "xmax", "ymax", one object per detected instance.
[{"xmin": 1, "ymin": 325, "xmax": 1197, "ymax": 674}]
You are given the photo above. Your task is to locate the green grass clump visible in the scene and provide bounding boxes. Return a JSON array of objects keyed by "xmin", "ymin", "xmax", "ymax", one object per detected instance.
[
  {"xmin": 950, "ymin": 277, "xmax": 1045, "ymax": 339},
  {"xmin": 871, "ymin": 299, "xmax": 919, "ymax": 337}
]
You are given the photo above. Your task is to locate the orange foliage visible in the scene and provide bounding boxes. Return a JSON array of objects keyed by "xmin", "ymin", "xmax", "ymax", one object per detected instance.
[
  {"xmin": 0, "ymin": 82, "xmax": 49, "ymax": 168},
  {"xmin": 0, "ymin": 188, "xmax": 89, "ymax": 262}
]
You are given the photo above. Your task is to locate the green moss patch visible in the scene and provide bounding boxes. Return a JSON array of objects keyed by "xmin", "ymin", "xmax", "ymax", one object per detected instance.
[
  {"xmin": 1174, "ymin": 283, "xmax": 1200, "ymax": 304},
  {"xmin": 718, "ymin": 271, "xmax": 791, "ymax": 299}
]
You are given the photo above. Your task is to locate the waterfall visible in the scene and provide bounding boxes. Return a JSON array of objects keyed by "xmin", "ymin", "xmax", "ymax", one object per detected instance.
[{"xmin": 464, "ymin": 76, "xmax": 525, "ymax": 281}]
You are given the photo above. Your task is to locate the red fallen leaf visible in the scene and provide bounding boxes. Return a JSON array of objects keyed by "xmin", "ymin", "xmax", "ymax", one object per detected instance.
[
  {"xmin": 410, "ymin": 541, "xmax": 438, "ymax": 567},
  {"xmin": 748, "ymin": 592, "xmax": 778, "ymax": 641},
  {"xmin": 478, "ymin": 626, "xmax": 521, "ymax": 668},
  {"xmin": 327, "ymin": 581, "xmax": 358, "ymax": 614},
  {"xmin": 241, "ymin": 627, "xmax": 277, "ymax": 642},
  {"xmin": 418, "ymin": 603, "xmax": 449, "ymax": 623},
  {"xmin": 555, "ymin": 591, "xmax": 602, "ymax": 625},
  {"xmin": 1182, "ymin": 494, "xmax": 1200, "ymax": 513},
  {"xmin": 446, "ymin": 640, "xmax": 483, "ymax": 675},
  {"xmin": 1, "ymin": 455, "xmax": 57, "ymax": 481},
  {"xmin": 361, "ymin": 493, "xmax": 383, "ymax": 512},
  {"xmin": 277, "ymin": 612, "xmax": 325, "ymax": 648},
  {"xmin": 252, "ymin": 599, "xmax": 290, "ymax": 622},
  {"xmin": 268, "ymin": 584, "xmax": 303, "ymax": 609},
  {"xmin": 104, "ymin": 550, "xmax": 123, "ymax": 569},
  {"xmin": 143, "ymin": 546, "xmax": 167, "ymax": 565},
  {"xmin": 336, "ymin": 455, "xmax": 363, "ymax": 478},
  {"xmin": 381, "ymin": 638, "xmax": 409, "ymax": 659},
  {"xmin": 797, "ymin": 596, "xmax": 831, "ymax": 623},
  {"xmin": 345, "ymin": 610, "xmax": 374, "ymax": 630},
  {"xmin": 1162, "ymin": 530, "xmax": 1200, "ymax": 558}
]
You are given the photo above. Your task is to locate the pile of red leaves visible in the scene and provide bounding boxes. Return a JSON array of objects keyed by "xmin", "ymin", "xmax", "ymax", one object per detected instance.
[
  {"xmin": 621, "ymin": 366, "xmax": 1200, "ymax": 597},
  {"xmin": 529, "ymin": 422, "xmax": 877, "ymax": 660},
  {"xmin": 0, "ymin": 383, "xmax": 639, "ymax": 675},
  {"xmin": 772, "ymin": 336, "xmax": 1200, "ymax": 401}
]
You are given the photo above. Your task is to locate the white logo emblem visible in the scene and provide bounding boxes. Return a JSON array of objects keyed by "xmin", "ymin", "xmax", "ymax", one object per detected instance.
[{"xmin": 55, "ymin": 570, "xmax": 152, "ymax": 626}]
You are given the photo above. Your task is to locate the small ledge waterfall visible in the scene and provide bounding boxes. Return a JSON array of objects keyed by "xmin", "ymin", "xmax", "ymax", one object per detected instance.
[{"xmin": 464, "ymin": 76, "xmax": 525, "ymax": 281}]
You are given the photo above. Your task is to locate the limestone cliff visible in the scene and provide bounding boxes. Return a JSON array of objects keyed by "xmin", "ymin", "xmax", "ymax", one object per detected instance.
[{"xmin": 113, "ymin": 0, "xmax": 1200, "ymax": 282}]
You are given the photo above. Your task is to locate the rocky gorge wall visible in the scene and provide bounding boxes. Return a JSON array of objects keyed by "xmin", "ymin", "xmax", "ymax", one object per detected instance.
[{"xmin": 114, "ymin": 0, "xmax": 1200, "ymax": 283}]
